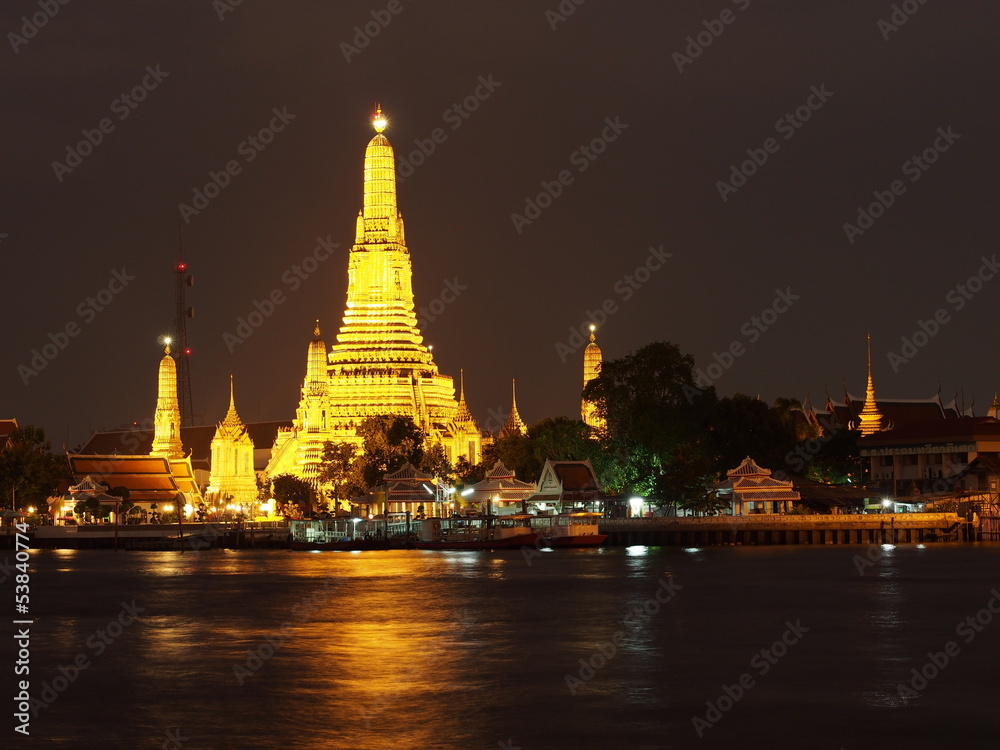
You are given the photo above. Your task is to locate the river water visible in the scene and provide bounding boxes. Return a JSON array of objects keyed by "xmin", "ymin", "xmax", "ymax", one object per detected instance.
[{"xmin": 6, "ymin": 543, "xmax": 1000, "ymax": 749}]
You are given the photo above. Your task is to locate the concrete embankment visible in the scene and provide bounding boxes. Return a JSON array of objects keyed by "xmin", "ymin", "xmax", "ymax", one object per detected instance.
[
  {"xmin": 22, "ymin": 522, "xmax": 288, "ymax": 550},
  {"xmin": 600, "ymin": 513, "xmax": 967, "ymax": 547}
]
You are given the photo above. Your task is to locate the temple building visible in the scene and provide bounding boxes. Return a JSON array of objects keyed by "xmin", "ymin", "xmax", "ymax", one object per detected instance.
[
  {"xmin": 206, "ymin": 377, "xmax": 258, "ymax": 507},
  {"xmin": 266, "ymin": 108, "xmax": 484, "ymax": 484},
  {"xmin": 581, "ymin": 324, "xmax": 604, "ymax": 431},
  {"xmin": 712, "ymin": 456, "xmax": 802, "ymax": 515}
]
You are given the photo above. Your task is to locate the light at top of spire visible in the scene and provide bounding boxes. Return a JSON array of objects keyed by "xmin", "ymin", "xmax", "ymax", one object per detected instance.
[
  {"xmin": 373, "ymin": 105, "xmax": 387, "ymax": 134},
  {"xmin": 589, "ymin": 323, "xmax": 596, "ymax": 332}
]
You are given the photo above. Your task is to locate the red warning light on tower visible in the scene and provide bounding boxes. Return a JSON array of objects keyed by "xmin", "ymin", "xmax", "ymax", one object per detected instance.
[{"xmin": 177, "ymin": 263, "xmax": 187, "ymax": 271}]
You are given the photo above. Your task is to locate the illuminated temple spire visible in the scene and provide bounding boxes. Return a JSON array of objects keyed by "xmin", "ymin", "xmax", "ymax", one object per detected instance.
[
  {"xmin": 265, "ymin": 106, "xmax": 481, "ymax": 483},
  {"xmin": 455, "ymin": 369, "xmax": 478, "ymax": 428},
  {"xmin": 150, "ymin": 339, "xmax": 184, "ymax": 458},
  {"xmin": 858, "ymin": 334, "xmax": 884, "ymax": 436},
  {"xmin": 990, "ymin": 393, "xmax": 1000, "ymax": 420},
  {"xmin": 331, "ymin": 105, "xmax": 433, "ymax": 371},
  {"xmin": 581, "ymin": 324, "xmax": 605, "ymax": 430},
  {"xmin": 500, "ymin": 379, "xmax": 528, "ymax": 438}
]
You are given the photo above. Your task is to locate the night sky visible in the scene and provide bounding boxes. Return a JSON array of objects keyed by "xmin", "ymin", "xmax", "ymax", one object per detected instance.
[{"xmin": 4, "ymin": 0, "xmax": 998, "ymax": 448}]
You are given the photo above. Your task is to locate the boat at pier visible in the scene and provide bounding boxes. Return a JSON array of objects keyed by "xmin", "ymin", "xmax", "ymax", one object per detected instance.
[
  {"xmin": 288, "ymin": 517, "xmax": 393, "ymax": 551},
  {"xmin": 413, "ymin": 514, "xmax": 539, "ymax": 550},
  {"xmin": 532, "ymin": 512, "xmax": 608, "ymax": 548}
]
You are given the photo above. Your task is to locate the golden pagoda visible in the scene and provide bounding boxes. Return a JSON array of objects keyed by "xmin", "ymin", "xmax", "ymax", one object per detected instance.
[
  {"xmin": 266, "ymin": 108, "xmax": 483, "ymax": 482},
  {"xmin": 150, "ymin": 339, "xmax": 184, "ymax": 459},
  {"xmin": 581, "ymin": 324, "xmax": 604, "ymax": 430},
  {"xmin": 499, "ymin": 380, "xmax": 528, "ymax": 438},
  {"xmin": 207, "ymin": 377, "xmax": 257, "ymax": 506},
  {"xmin": 989, "ymin": 393, "xmax": 1000, "ymax": 420},
  {"xmin": 857, "ymin": 334, "xmax": 884, "ymax": 437}
]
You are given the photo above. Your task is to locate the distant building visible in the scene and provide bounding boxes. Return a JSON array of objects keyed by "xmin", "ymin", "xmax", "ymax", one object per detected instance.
[
  {"xmin": 859, "ymin": 416, "xmax": 1000, "ymax": 499},
  {"xmin": 581, "ymin": 325, "xmax": 604, "ymax": 431}
]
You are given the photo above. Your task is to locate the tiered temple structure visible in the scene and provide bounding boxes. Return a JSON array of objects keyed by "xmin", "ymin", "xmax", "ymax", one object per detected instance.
[
  {"xmin": 581, "ymin": 324, "xmax": 604, "ymax": 431},
  {"xmin": 266, "ymin": 108, "xmax": 483, "ymax": 483},
  {"xmin": 150, "ymin": 341, "xmax": 184, "ymax": 459},
  {"xmin": 207, "ymin": 377, "xmax": 258, "ymax": 506},
  {"xmin": 855, "ymin": 334, "xmax": 885, "ymax": 437}
]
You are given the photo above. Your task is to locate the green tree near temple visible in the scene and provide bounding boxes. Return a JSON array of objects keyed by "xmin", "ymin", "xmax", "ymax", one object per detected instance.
[
  {"xmin": 351, "ymin": 415, "xmax": 425, "ymax": 491},
  {"xmin": 271, "ymin": 474, "xmax": 315, "ymax": 516},
  {"xmin": 318, "ymin": 441, "xmax": 363, "ymax": 512},
  {"xmin": 583, "ymin": 341, "xmax": 719, "ymax": 508},
  {"xmin": 0, "ymin": 426, "xmax": 70, "ymax": 510}
]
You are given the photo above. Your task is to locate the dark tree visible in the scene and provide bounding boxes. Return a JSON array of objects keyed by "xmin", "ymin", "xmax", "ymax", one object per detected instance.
[{"xmin": 0, "ymin": 426, "xmax": 70, "ymax": 510}]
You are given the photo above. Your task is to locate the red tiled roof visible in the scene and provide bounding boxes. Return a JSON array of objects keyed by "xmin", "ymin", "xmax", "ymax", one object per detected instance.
[{"xmin": 860, "ymin": 416, "xmax": 1000, "ymax": 445}]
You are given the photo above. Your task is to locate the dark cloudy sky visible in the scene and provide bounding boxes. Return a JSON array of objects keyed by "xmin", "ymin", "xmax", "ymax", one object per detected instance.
[{"xmin": 4, "ymin": 0, "xmax": 998, "ymax": 448}]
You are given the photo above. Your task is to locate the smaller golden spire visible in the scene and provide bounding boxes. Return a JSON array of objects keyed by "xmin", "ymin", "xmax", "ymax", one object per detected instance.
[
  {"xmin": 500, "ymin": 379, "xmax": 527, "ymax": 437},
  {"xmin": 314, "ymin": 319, "xmax": 321, "ymax": 338},
  {"xmin": 858, "ymin": 333, "xmax": 884, "ymax": 436}
]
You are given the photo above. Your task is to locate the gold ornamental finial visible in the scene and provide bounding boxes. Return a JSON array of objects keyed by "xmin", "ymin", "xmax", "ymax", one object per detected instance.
[
  {"xmin": 373, "ymin": 105, "xmax": 387, "ymax": 134},
  {"xmin": 314, "ymin": 320, "xmax": 321, "ymax": 338},
  {"xmin": 163, "ymin": 336, "xmax": 172, "ymax": 355}
]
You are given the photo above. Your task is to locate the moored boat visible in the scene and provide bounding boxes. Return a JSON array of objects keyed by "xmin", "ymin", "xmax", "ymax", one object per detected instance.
[
  {"xmin": 288, "ymin": 517, "xmax": 393, "ymax": 551},
  {"xmin": 532, "ymin": 512, "xmax": 608, "ymax": 548},
  {"xmin": 413, "ymin": 514, "xmax": 539, "ymax": 550}
]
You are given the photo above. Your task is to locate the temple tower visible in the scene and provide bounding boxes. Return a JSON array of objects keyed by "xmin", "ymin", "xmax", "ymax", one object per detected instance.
[
  {"xmin": 150, "ymin": 341, "xmax": 184, "ymax": 458},
  {"xmin": 581, "ymin": 324, "xmax": 604, "ymax": 430},
  {"xmin": 265, "ymin": 108, "xmax": 483, "ymax": 481},
  {"xmin": 500, "ymin": 379, "xmax": 528, "ymax": 438},
  {"xmin": 207, "ymin": 377, "xmax": 257, "ymax": 506},
  {"xmin": 858, "ymin": 334, "xmax": 884, "ymax": 436}
]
